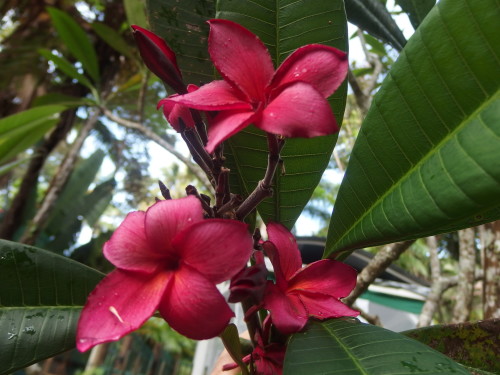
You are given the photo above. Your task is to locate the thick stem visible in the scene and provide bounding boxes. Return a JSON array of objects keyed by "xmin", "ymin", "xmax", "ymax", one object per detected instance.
[{"xmin": 236, "ymin": 135, "xmax": 284, "ymax": 220}]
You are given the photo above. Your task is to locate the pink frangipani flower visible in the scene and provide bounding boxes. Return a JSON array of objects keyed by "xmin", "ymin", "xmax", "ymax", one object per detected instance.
[
  {"xmin": 262, "ymin": 223, "xmax": 358, "ymax": 335},
  {"xmin": 163, "ymin": 19, "xmax": 348, "ymax": 153},
  {"xmin": 76, "ymin": 196, "xmax": 253, "ymax": 351}
]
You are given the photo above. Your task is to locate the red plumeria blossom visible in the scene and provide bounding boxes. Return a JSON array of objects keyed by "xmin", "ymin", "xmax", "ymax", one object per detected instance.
[
  {"xmin": 76, "ymin": 196, "xmax": 253, "ymax": 351},
  {"xmin": 162, "ymin": 19, "xmax": 348, "ymax": 153},
  {"xmin": 262, "ymin": 223, "xmax": 358, "ymax": 335}
]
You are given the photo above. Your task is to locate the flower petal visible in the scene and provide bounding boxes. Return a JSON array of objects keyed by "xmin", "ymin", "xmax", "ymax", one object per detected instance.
[
  {"xmin": 208, "ymin": 19, "xmax": 274, "ymax": 103},
  {"xmin": 76, "ymin": 269, "xmax": 170, "ymax": 352},
  {"xmin": 298, "ymin": 290, "xmax": 359, "ymax": 318},
  {"xmin": 103, "ymin": 211, "xmax": 161, "ymax": 273},
  {"xmin": 206, "ymin": 109, "xmax": 255, "ymax": 153},
  {"xmin": 131, "ymin": 25, "xmax": 185, "ymax": 94},
  {"xmin": 145, "ymin": 197, "xmax": 204, "ymax": 256},
  {"xmin": 289, "ymin": 260, "xmax": 357, "ymax": 298},
  {"xmin": 258, "ymin": 82, "xmax": 338, "ymax": 138},
  {"xmin": 158, "ymin": 99, "xmax": 195, "ymax": 131},
  {"xmin": 173, "ymin": 219, "xmax": 252, "ymax": 284},
  {"xmin": 263, "ymin": 283, "xmax": 307, "ymax": 335},
  {"xmin": 271, "ymin": 44, "xmax": 348, "ymax": 97},
  {"xmin": 159, "ymin": 266, "xmax": 234, "ymax": 339},
  {"xmin": 166, "ymin": 80, "xmax": 251, "ymax": 111},
  {"xmin": 265, "ymin": 223, "xmax": 302, "ymax": 281}
]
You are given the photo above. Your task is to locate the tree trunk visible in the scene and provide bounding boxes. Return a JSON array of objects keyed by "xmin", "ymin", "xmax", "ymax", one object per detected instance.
[
  {"xmin": 452, "ymin": 228, "xmax": 476, "ymax": 323},
  {"xmin": 481, "ymin": 221, "xmax": 500, "ymax": 319},
  {"xmin": 417, "ymin": 236, "xmax": 441, "ymax": 327}
]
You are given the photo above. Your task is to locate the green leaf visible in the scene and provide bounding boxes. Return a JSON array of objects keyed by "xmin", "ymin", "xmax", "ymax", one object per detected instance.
[
  {"xmin": 125, "ymin": 0, "xmax": 148, "ymax": 28},
  {"xmin": 0, "ymin": 105, "xmax": 66, "ymax": 164},
  {"xmin": 39, "ymin": 151, "xmax": 106, "ymax": 253},
  {"xmin": 220, "ymin": 324, "xmax": 249, "ymax": 375},
  {"xmin": 284, "ymin": 319, "xmax": 470, "ymax": 375},
  {"xmin": 218, "ymin": 0, "xmax": 348, "ymax": 229},
  {"xmin": 38, "ymin": 48, "xmax": 97, "ymax": 94},
  {"xmin": 0, "ymin": 240, "xmax": 104, "ymax": 375},
  {"xmin": 0, "ymin": 157, "xmax": 32, "ymax": 177},
  {"xmin": 91, "ymin": 22, "xmax": 135, "ymax": 59},
  {"xmin": 345, "ymin": 0, "xmax": 406, "ymax": 51},
  {"xmin": 396, "ymin": 0, "xmax": 435, "ymax": 29},
  {"xmin": 402, "ymin": 320, "xmax": 500, "ymax": 374},
  {"xmin": 32, "ymin": 92, "xmax": 95, "ymax": 107},
  {"xmin": 146, "ymin": 0, "xmax": 215, "ymax": 86},
  {"xmin": 47, "ymin": 7, "xmax": 100, "ymax": 83},
  {"xmin": 325, "ymin": 0, "xmax": 500, "ymax": 257}
]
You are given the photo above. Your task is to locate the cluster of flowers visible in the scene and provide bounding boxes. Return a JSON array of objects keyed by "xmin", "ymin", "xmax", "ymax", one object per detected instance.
[{"xmin": 76, "ymin": 19, "xmax": 358, "ymax": 374}]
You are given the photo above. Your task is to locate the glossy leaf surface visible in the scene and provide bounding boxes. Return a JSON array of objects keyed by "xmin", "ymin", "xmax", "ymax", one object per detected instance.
[
  {"xmin": 345, "ymin": 0, "xmax": 406, "ymax": 51},
  {"xmin": 326, "ymin": 0, "xmax": 500, "ymax": 257},
  {"xmin": 284, "ymin": 319, "xmax": 470, "ymax": 375},
  {"xmin": 403, "ymin": 319, "xmax": 500, "ymax": 374},
  {"xmin": 146, "ymin": 0, "xmax": 215, "ymax": 86},
  {"xmin": 396, "ymin": 0, "xmax": 435, "ymax": 29},
  {"xmin": 218, "ymin": 0, "xmax": 347, "ymax": 229},
  {"xmin": 0, "ymin": 240, "xmax": 103, "ymax": 375}
]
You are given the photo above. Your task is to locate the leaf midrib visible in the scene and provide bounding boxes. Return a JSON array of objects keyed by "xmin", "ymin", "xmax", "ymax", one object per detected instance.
[
  {"xmin": 329, "ymin": 90, "xmax": 500, "ymax": 253},
  {"xmin": 321, "ymin": 322, "xmax": 368, "ymax": 375}
]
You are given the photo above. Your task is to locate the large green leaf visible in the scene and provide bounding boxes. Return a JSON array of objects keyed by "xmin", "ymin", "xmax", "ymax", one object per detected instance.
[
  {"xmin": 403, "ymin": 319, "xmax": 500, "ymax": 374},
  {"xmin": 325, "ymin": 0, "xmax": 500, "ymax": 257},
  {"xmin": 0, "ymin": 105, "xmax": 66, "ymax": 164},
  {"xmin": 91, "ymin": 22, "xmax": 135, "ymax": 60},
  {"xmin": 218, "ymin": 0, "xmax": 348, "ymax": 229},
  {"xmin": 284, "ymin": 319, "xmax": 470, "ymax": 375},
  {"xmin": 396, "ymin": 0, "xmax": 435, "ymax": 29},
  {"xmin": 146, "ymin": 0, "xmax": 215, "ymax": 86},
  {"xmin": 0, "ymin": 240, "xmax": 104, "ymax": 375},
  {"xmin": 345, "ymin": 0, "xmax": 406, "ymax": 51},
  {"xmin": 47, "ymin": 7, "xmax": 100, "ymax": 83}
]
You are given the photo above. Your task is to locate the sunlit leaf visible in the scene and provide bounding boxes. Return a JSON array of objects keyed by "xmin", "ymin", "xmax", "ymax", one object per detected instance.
[{"xmin": 325, "ymin": 0, "xmax": 500, "ymax": 257}]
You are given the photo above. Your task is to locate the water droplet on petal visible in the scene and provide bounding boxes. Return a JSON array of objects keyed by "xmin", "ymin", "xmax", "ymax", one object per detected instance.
[{"xmin": 301, "ymin": 68, "xmax": 308, "ymax": 73}]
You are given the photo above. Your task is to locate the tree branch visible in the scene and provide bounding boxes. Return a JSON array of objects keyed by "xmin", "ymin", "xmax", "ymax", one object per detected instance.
[
  {"xmin": 101, "ymin": 107, "xmax": 212, "ymax": 192},
  {"xmin": 343, "ymin": 240, "xmax": 415, "ymax": 307}
]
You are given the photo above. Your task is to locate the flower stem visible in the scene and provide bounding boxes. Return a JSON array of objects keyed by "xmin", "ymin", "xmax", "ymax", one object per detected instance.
[{"xmin": 236, "ymin": 134, "xmax": 285, "ymax": 220}]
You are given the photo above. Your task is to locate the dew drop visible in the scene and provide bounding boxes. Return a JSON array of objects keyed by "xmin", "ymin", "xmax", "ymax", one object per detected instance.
[
  {"xmin": 7, "ymin": 332, "xmax": 17, "ymax": 340},
  {"xmin": 23, "ymin": 326, "xmax": 36, "ymax": 335},
  {"xmin": 301, "ymin": 68, "xmax": 308, "ymax": 73}
]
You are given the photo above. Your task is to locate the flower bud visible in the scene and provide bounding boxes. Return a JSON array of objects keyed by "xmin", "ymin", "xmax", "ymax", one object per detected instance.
[{"xmin": 131, "ymin": 25, "xmax": 187, "ymax": 94}]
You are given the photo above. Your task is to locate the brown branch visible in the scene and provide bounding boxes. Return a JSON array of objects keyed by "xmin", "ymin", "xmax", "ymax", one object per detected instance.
[
  {"xmin": 417, "ymin": 236, "xmax": 441, "ymax": 327},
  {"xmin": 343, "ymin": 240, "xmax": 415, "ymax": 307},
  {"xmin": 101, "ymin": 107, "xmax": 212, "ymax": 192},
  {"xmin": 452, "ymin": 228, "xmax": 476, "ymax": 323},
  {"xmin": 19, "ymin": 110, "xmax": 101, "ymax": 244}
]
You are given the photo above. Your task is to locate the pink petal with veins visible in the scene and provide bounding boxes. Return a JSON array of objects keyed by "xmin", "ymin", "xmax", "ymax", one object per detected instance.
[
  {"xmin": 166, "ymin": 80, "xmax": 251, "ymax": 111},
  {"xmin": 263, "ymin": 283, "xmax": 308, "ymax": 334},
  {"xmin": 208, "ymin": 19, "xmax": 274, "ymax": 103},
  {"xmin": 265, "ymin": 223, "xmax": 302, "ymax": 280},
  {"xmin": 159, "ymin": 266, "xmax": 234, "ymax": 339},
  {"xmin": 144, "ymin": 197, "xmax": 204, "ymax": 255},
  {"xmin": 258, "ymin": 82, "xmax": 338, "ymax": 138},
  {"xmin": 77, "ymin": 269, "xmax": 171, "ymax": 352},
  {"xmin": 173, "ymin": 219, "xmax": 252, "ymax": 284},
  {"xmin": 289, "ymin": 259, "xmax": 357, "ymax": 297},
  {"xmin": 298, "ymin": 290, "xmax": 359, "ymax": 318},
  {"xmin": 205, "ymin": 109, "xmax": 255, "ymax": 153},
  {"xmin": 271, "ymin": 44, "xmax": 347, "ymax": 97},
  {"xmin": 104, "ymin": 211, "xmax": 161, "ymax": 274}
]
